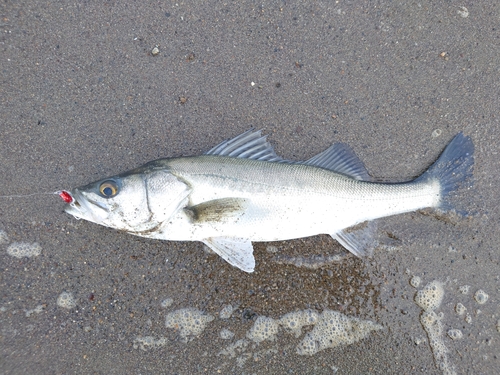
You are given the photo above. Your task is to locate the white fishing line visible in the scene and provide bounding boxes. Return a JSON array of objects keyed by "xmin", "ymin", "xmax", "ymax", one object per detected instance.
[{"xmin": 0, "ymin": 191, "xmax": 61, "ymax": 198}]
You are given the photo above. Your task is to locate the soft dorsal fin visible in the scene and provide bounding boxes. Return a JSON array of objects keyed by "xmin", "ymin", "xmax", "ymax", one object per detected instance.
[
  {"xmin": 303, "ymin": 143, "xmax": 372, "ymax": 181},
  {"xmin": 205, "ymin": 129, "xmax": 284, "ymax": 162}
]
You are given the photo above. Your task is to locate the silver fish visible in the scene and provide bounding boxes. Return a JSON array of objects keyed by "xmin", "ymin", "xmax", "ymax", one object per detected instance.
[{"xmin": 61, "ymin": 130, "xmax": 474, "ymax": 272}]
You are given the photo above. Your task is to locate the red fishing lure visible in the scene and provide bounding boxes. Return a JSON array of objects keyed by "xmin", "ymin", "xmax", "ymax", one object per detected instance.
[{"xmin": 59, "ymin": 190, "xmax": 73, "ymax": 203}]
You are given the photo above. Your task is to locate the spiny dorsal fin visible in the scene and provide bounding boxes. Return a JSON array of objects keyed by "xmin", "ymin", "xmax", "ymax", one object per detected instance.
[{"xmin": 204, "ymin": 129, "xmax": 285, "ymax": 162}]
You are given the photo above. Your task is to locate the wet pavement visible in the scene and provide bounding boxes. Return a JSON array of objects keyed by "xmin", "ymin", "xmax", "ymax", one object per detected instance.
[{"xmin": 1, "ymin": 1, "xmax": 499, "ymax": 374}]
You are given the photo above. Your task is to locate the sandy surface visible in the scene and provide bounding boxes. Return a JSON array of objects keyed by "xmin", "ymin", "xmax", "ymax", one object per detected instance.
[{"xmin": 1, "ymin": 1, "xmax": 498, "ymax": 374}]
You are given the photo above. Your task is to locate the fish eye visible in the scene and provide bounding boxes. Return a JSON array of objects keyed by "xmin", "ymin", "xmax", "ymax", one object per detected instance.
[{"xmin": 99, "ymin": 181, "xmax": 119, "ymax": 198}]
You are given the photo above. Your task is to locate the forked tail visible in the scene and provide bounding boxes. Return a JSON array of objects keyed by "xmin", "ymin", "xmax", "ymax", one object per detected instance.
[{"xmin": 415, "ymin": 133, "xmax": 474, "ymax": 213}]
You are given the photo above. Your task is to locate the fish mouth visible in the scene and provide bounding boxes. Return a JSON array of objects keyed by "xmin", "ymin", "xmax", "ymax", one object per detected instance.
[{"xmin": 63, "ymin": 189, "xmax": 109, "ymax": 223}]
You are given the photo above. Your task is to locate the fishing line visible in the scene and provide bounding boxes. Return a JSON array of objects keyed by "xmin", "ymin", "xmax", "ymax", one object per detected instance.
[
  {"xmin": 0, "ymin": 190, "xmax": 74, "ymax": 203},
  {"xmin": 0, "ymin": 191, "xmax": 62, "ymax": 198}
]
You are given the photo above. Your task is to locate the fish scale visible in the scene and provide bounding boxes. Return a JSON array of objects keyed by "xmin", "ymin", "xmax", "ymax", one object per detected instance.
[{"xmin": 159, "ymin": 156, "xmax": 440, "ymax": 241}]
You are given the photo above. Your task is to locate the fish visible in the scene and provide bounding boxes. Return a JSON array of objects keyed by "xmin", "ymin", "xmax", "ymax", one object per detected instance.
[{"xmin": 61, "ymin": 130, "xmax": 474, "ymax": 272}]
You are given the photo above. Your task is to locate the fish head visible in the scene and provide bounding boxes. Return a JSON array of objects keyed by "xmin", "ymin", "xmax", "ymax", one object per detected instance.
[{"xmin": 62, "ymin": 167, "xmax": 191, "ymax": 234}]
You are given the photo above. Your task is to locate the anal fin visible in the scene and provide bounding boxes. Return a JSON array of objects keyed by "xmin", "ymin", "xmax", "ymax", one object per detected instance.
[
  {"xmin": 203, "ymin": 237, "xmax": 255, "ymax": 272},
  {"xmin": 331, "ymin": 221, "xmax": 377, "ymax": 257},
  {"xmin": 332, "ymin": 222, "xmax": 404, "ymax": 257}
]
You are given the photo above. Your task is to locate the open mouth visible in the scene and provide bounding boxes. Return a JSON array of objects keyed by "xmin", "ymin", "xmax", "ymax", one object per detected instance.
[{"xmin": 61, "ymin": 189, "xmax": 109, "ymax": 223}]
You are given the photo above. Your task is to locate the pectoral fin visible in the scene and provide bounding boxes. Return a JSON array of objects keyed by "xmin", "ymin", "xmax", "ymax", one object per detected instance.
[
  {"xmin": 203, "ymin": 237, "xmax": 255, "ymax": 272},
  {"xmin": 186, "ymin": 198, "xmax": 247, "ymax": 224}
]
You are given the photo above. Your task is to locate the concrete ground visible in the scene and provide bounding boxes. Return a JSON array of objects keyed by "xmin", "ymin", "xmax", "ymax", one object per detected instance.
[{"xmin": 1, "ymin": 1, "xmax": 498, "ymax": 374}]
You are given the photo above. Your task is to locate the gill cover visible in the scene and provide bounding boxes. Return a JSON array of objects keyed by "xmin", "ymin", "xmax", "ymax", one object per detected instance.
[
  {"xmin": 142, "ymin": 170, "xmax": 192, "ymax": 227},
  {"xmin": 109, "ymin": 170, "xmax": 191, "ymax": 232}
]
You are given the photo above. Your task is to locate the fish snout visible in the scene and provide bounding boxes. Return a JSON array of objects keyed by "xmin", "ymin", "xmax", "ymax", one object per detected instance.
[{"xmin": 63, "ymin": 189, "xmax": 109, "ymax": 223}]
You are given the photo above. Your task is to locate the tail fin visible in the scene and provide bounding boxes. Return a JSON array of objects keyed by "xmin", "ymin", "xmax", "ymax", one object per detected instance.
[{"xmin": 415, "ymin": 133, "xmax": 474, "ymax": 213}]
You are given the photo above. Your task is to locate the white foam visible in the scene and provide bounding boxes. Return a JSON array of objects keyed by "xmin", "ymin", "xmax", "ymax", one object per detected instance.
[
  {"xmin": 457, "ymin": 6, "xmax": 469, "ymax": 18},
  {"xmin": 464, "ymin": 313, "xmax": 472, "ymax": 324},
  {"xmin": 455, "ymin": 303, "xmax": 466, "ymax": 315},
  {"xmin": 458, "ymin": 285, "xmax": 470, "ymax": 294},
  {"xmin": 296, "ymin": 310, "xmax": 383, "ymax": 356},
  {"xmin": 218, "ymin": 339, "xmax": 249, "ymax": 358},
  {"xmin": 133, "ymin": 336, "xmax": 168, "ymax": 350},
  {"xmin": 216, "ymin": 308, "xmax": 382, "ymax": 362},
  {"xmin": 219, "ymin": 304, "xmax": 236, "ymax": 319},
  {"xmin": 25, "ymin": 304, "xmax": 45, "ymax": 317},
  {"xmin": 165, "ymin": 308, "xmax": 214, "ymax": 342},
  {"xmin": 413, "ymin": 336, "xmax": 425, "ymax": 345},
  {"xmin": 410, "ymin": 276, "xmax": 421, "ymax": 288},
  {"xmin": 220, "ymin": 328, "xmax": 235, "ymax": 340},
  {"xmin": 6, "ymin": 242, "xmax": 41, "ymax": 258},
  {"xmin": 447, "ymin": 329, "xmax": 463, "ymax": 340},
  {"xmin": 246, "ymin": 316, "xmax": 279, "ymax": 343},
  {"xmin": 420, "ymin": 311, "xmax": 456, "ymax": 375},
  {"xmin": 266, "ymin": 245, "xmax": 279, "ymax": 253},
  {"xmin": 160, "ymin": 298, "xmax": 173, "ymax": 308},
  {"xmin": 57, "ymin": 292, "xmax": 76, "ymax": 309},
  {"xmin": 473, "ymin": 290, "xmax": 488, "ymax": 304},
  {"xmin": 415, "ymin": 281, "xmax": 444, "ymax": 312},
  {"xmin": 279, "ymin": 309, "xmax": 319, "ymax": 338},
  {"xmin": 432, "ymin": 129, "xmax": 442, "ymax": 138},
  {"xmin": 414, "ymin": 280, "xmax": 456, "ymax": 375}
]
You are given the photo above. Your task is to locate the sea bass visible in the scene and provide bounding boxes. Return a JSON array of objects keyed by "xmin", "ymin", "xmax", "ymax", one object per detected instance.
[{"xmin": 61, "ymin": 130, "xmax": 474, "ymax": 272}]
